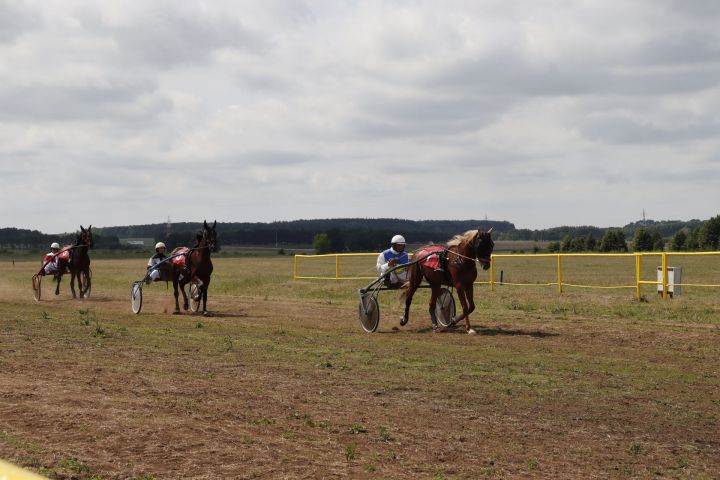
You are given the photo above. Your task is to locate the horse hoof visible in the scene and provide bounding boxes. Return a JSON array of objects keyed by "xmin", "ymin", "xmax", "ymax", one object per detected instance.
[
  {"xmin": 203, "ymin": 311, "xmax": 212, "ymax": 317},
  {"xmin": 173, "ymin": 311, "xmax": 181, "ymax": 315},
  {"xmin": 183, "ymin": 304, "xmax": 189, "ymax": 311},
  {"xmin": 467, "ymin": 328, "xmax": 477, "ymax": 335},
  {"xmin": 400, "ymin": 316, "xmax": 408, "ymax": 326}
]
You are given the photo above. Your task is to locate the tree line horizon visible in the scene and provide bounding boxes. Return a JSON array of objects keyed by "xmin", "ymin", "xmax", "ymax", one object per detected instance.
[{"xmin": 1, "ymin": 216, "xmax": 718, "ymax": 253}]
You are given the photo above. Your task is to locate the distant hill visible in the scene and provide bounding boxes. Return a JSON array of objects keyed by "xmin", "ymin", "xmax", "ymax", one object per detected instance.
[{"xmin": 0, "ymin": 217, "xmax": 710, "ymax": 251}]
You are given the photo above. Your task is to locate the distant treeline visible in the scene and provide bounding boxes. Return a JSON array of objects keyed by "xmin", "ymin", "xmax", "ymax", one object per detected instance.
[
  {"xmin": 2, "ymin": 216, "xmax": 718, "ymax": 252},
  {"xmin": 0, "ymin": 227, "xmax": 121, "ymax": 250}
]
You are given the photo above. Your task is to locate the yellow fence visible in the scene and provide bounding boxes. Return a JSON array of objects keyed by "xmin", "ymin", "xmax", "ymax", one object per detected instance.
[{"xmin": 294, "ymin": 251, "xmax": 720, "ymax": 300}]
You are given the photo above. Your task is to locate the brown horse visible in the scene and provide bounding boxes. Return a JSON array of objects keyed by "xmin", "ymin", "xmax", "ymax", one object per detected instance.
[
  {"xmin": 172, "ymin": 220, "xmax": 217, "ymax": 315},
  {"xmin": 401, "ymin": 228, "xmax": 494, "ymax": 334},
  {"xmin": 56, "ymin": 225, "xmax": 93, "ymax": 298}
]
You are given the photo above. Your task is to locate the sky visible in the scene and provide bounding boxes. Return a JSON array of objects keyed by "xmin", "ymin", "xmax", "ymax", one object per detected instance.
[{"xmin": 1, "ymin": 0, "xmax": 719, "ymax": 234}]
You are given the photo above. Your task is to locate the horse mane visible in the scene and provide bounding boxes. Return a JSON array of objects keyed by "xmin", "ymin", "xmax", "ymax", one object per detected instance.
[{"xmin": 446, "ymin": 229, "xmax": 477, "ymax": 248}]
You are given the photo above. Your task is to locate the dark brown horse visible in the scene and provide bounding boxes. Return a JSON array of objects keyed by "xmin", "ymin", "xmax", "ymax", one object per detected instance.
[
  {"xmin": 401, "ymin": 228, "xmax": 494, "ymax": 334},
  {"xmin": 56, "ymin": 225, "xmax": 93, "ymax": 298},
  {"xmin": 172, "ymin": 220, "xmax": 217, "ymax": 315}
]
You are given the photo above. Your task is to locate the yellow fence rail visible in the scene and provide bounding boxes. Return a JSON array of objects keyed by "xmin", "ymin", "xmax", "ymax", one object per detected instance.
[{"xmin": 294, "ymin": 251, "xmax": 720, "ymax": 300}]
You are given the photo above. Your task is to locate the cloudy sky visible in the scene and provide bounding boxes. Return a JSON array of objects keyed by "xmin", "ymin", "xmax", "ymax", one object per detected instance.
[{"xmin": 1, "ymin": 0, "xmax": 719, "ymax": 233}]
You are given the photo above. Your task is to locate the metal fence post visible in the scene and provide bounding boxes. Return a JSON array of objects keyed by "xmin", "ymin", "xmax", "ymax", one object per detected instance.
[
  {"xmin": 557, "ymin": 254, "xmax": 563, "ymax": 293},
  {"xmin": 635, "ymin": 254, "xmax": 641, "ymax": 300},
  {"xmin": 490, "ymin": 256, "xmax": 495, "ymax": 291},
  {"xmin": 294, "ymin": 255, "xmax": 298, "ymax": 280},
  {"xmin": 335, "ymin": 254, "xmax": 340, "ymax": 281},
  {"xmin": 661, "ymin": 252, "xmax": 668, "ymax": 300}
]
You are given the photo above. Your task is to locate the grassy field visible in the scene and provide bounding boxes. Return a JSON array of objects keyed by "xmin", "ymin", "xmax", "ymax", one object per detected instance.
[{"xmin": 1, "ymin": 255, "xmax": 719, "ymax": 479}]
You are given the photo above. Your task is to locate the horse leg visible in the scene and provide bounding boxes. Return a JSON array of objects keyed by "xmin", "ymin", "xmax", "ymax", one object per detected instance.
[
  {"xmin": 428, "ymin": 284, "xmax": 440, "ymax": 330},
  {"xmin": 173, "ymin": 277, "xmax": 181, "ymax": 314},
  {"xmin": 455, "ymin": 284, "xmax": 477, "ymax": 334},
  {"xmin": 55, "ymin": 273, "xmax": 61, "ymax": 296},
  {"xmin": 181, "ymin": 279, "xmax": 190, "ymax": 311},
  {"xmin": 453, "ymin": 285, "xmax": 469, "ymax": 326},
  {"xmin": 70, "ymin": 270, "xmax": 78, "ymax": 299},
  {"xmin": 82, "ymin": 268, "xmax": 90, "ymax": 298},
  {"xmin": 202, "ymin": 279, "xmax": 210, "ymax": 315},
  {"xmin": 401, "ymin": 265, "xmax": 422, "ymax": 326}
]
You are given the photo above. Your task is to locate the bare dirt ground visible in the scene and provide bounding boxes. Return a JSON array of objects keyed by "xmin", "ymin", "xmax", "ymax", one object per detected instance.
[{"xmin": 1, "ymin": 259, "xmax": 719, "ymax": 479}]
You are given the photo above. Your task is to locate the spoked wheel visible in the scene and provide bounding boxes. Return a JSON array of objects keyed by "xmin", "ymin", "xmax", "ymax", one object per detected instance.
[
  {"xmin": 435, "ymin": 288, "xmax": 456, "ymax": 328},
  {"xmin": 358, "ymin": 293, "xmax": 380, "ymax": 333},
  {"xmin": 189, "ymin": 283, "xmax": 201, "ymax": 313},
  {"xmin": 81, "ymin": 268, "xmax": 92, "ymax": 298},
  {"xmin": 131, "ymin": 281, "xmax": 143, "ymax": 314},
  {"xmin": 32, "ymin": 274, "xmax": 42, "ymax": 302}
]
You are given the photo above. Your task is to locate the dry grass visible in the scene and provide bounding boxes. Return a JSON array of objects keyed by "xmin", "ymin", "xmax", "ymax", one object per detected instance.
[{"xmin": 1, "ymin": 256, "xmax": 719, "ymax": 479}]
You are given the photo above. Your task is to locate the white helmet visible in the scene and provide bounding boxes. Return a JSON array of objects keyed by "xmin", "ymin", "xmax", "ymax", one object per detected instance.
[
  {"xmin": 391, "ymin": 234, "xmax": 406, "ymax": 245},
  {"xmin": 155, "ymin": 242, "xmax": 166, "ymax": 250},
  {"xmin": 50, "ymin": 242, "xmax": 60, "ymax": 250}
]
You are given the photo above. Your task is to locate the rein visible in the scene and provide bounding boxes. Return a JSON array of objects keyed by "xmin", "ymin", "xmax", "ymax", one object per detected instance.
[{"xmin": 444, "ymin": 247, "xmax": 490, "ymax": 265}]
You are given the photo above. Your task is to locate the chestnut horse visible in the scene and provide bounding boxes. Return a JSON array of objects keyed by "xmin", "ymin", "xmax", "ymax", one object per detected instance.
[
  {"xmin": 172, "ymin": 220, "xmax": 217, "ymax": 315},
  {"xmin": 56, "ymin": 225, "xmax": 93, "ymax": 298},
  {"xmin": 401, "ymin": 228, "xmax": 494, "ymax": 334}
]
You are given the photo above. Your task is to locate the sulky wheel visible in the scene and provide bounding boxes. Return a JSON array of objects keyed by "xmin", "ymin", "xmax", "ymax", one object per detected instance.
[
  {"xmin": 358, "ymin": 293, "xmax": 380, "ymax": 333},
  {"xmin": 32, "ymin": 274, "xmax": 42, "ymax": 302},
  {"xmin": 435, "ymin": 288, "xmax": 456, "ymax": 328},
  {"xmin": 131, "ymin": 281, "xmax": 143, "ymax": 314}
]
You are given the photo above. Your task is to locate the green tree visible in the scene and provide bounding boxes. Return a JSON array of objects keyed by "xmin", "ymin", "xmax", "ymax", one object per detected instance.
[
  {"xmin": 686, "ymin": 228, "xmax": 700, "ymax": 251},
  {"xmin": 599, "ymin": 229, "xmax": 628, "ymax": 252},
  {"xmin": 569, "ymin": 237, "xmax": 586, "ymax": 252},
  {"xmin": 650, "ymin": 229, "xmax": 664, "ymax": 251},
  {"xmin": 585, "ymin": 234, "xmax": 597, "ymax": 252},
  {"xmin": 560, "ymin": 235, "xmax": 573, "ymax": 252},
  {"xmin": 698, "ymin": 215, "xmax": 720, "ymax": 250},
  {"xmin": 632, "ymin": 227, "xmax": 654, "ymax": 252},
  {"xmin": 312, "ymin": 233, "xmax": 331, "ymax": 254},
  {"xmin": 546, "ymin": 241, "xmax": 560, "ymax": 253},
  {"xmin": 669, "ymin": 230, "xmax": 687, "ymax": 251}
]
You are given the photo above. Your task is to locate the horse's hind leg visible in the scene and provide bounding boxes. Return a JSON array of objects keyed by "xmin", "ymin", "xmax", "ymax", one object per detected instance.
[
  {"xmin": 173, "ymin": 278, "xmax": 181, "ymax": 314},
  {"xmin": 55, "ymin": 275, "xmax": 61, "ymax": 296},
  {"xmin": 428, "ymin": 285, "xmax": 440, "ymax": 330}
]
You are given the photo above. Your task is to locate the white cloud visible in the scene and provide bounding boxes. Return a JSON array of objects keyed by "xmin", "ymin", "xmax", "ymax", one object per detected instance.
[{"xmin": 1, "ymin": 0, "xmax": 719, "ymax": 233}]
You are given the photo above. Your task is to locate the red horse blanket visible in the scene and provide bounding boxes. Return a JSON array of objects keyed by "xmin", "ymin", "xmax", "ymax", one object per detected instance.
[
  {"xmin": 171, "ymin": 247, "xmax": 190, "ymax": 268},
  {"xmin": 58, "ymin": 247, "xmax": 71, "ymax": 261},
  {"xmin": 416, "ymin": 245, "xmax": 445, "ymax": 271}
]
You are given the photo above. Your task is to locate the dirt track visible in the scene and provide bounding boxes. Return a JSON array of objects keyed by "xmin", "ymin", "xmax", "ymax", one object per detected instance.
[{"xmin": 2, "ymin": 259, "xmax": 720, "ymax": 479}]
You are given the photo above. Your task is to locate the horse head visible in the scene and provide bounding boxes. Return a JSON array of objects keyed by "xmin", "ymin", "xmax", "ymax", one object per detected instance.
[
  {"xmin": 200, "ymin": 220, "xmax": 218, "ymax": 252},
  {"xmin": 78, "ymin": 225, "xmax": 94, "ymax": 249},
  {"xmin": 473, "ymin": 227, "xmax": 494, "ymax": 270}
]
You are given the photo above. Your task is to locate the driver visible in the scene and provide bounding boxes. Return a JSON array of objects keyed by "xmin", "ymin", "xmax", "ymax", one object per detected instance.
[
  {"xmin": 146, "ymin": 242, "xmax": 168, "ymax": 283},
  {"xmin": 376, "ymin": 234, "xmax": 409, "ymax": 287},
  {"xmin": 43, "ymin": 242, "xmax": 61, "ymax": 277}
]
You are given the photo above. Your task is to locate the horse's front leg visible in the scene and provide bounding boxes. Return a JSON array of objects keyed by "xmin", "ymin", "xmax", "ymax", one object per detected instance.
[
  {"xmin": 70, "ymin": 271, "xmax": 78, "ymax": 299},
  {"xmin": 55, "ymin": 274, "xmax": 61, "ymax": 296},
  {"xmin": 454, "ymin": 284, "xmax": 476, "ymax": 334},
  {"xmin": 180, "ymin": 280, "xmax": 190, "ymax": 311},
  {"xmin": 202, "ymin": 284, "xmax": 209, "ymax": 316}
]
